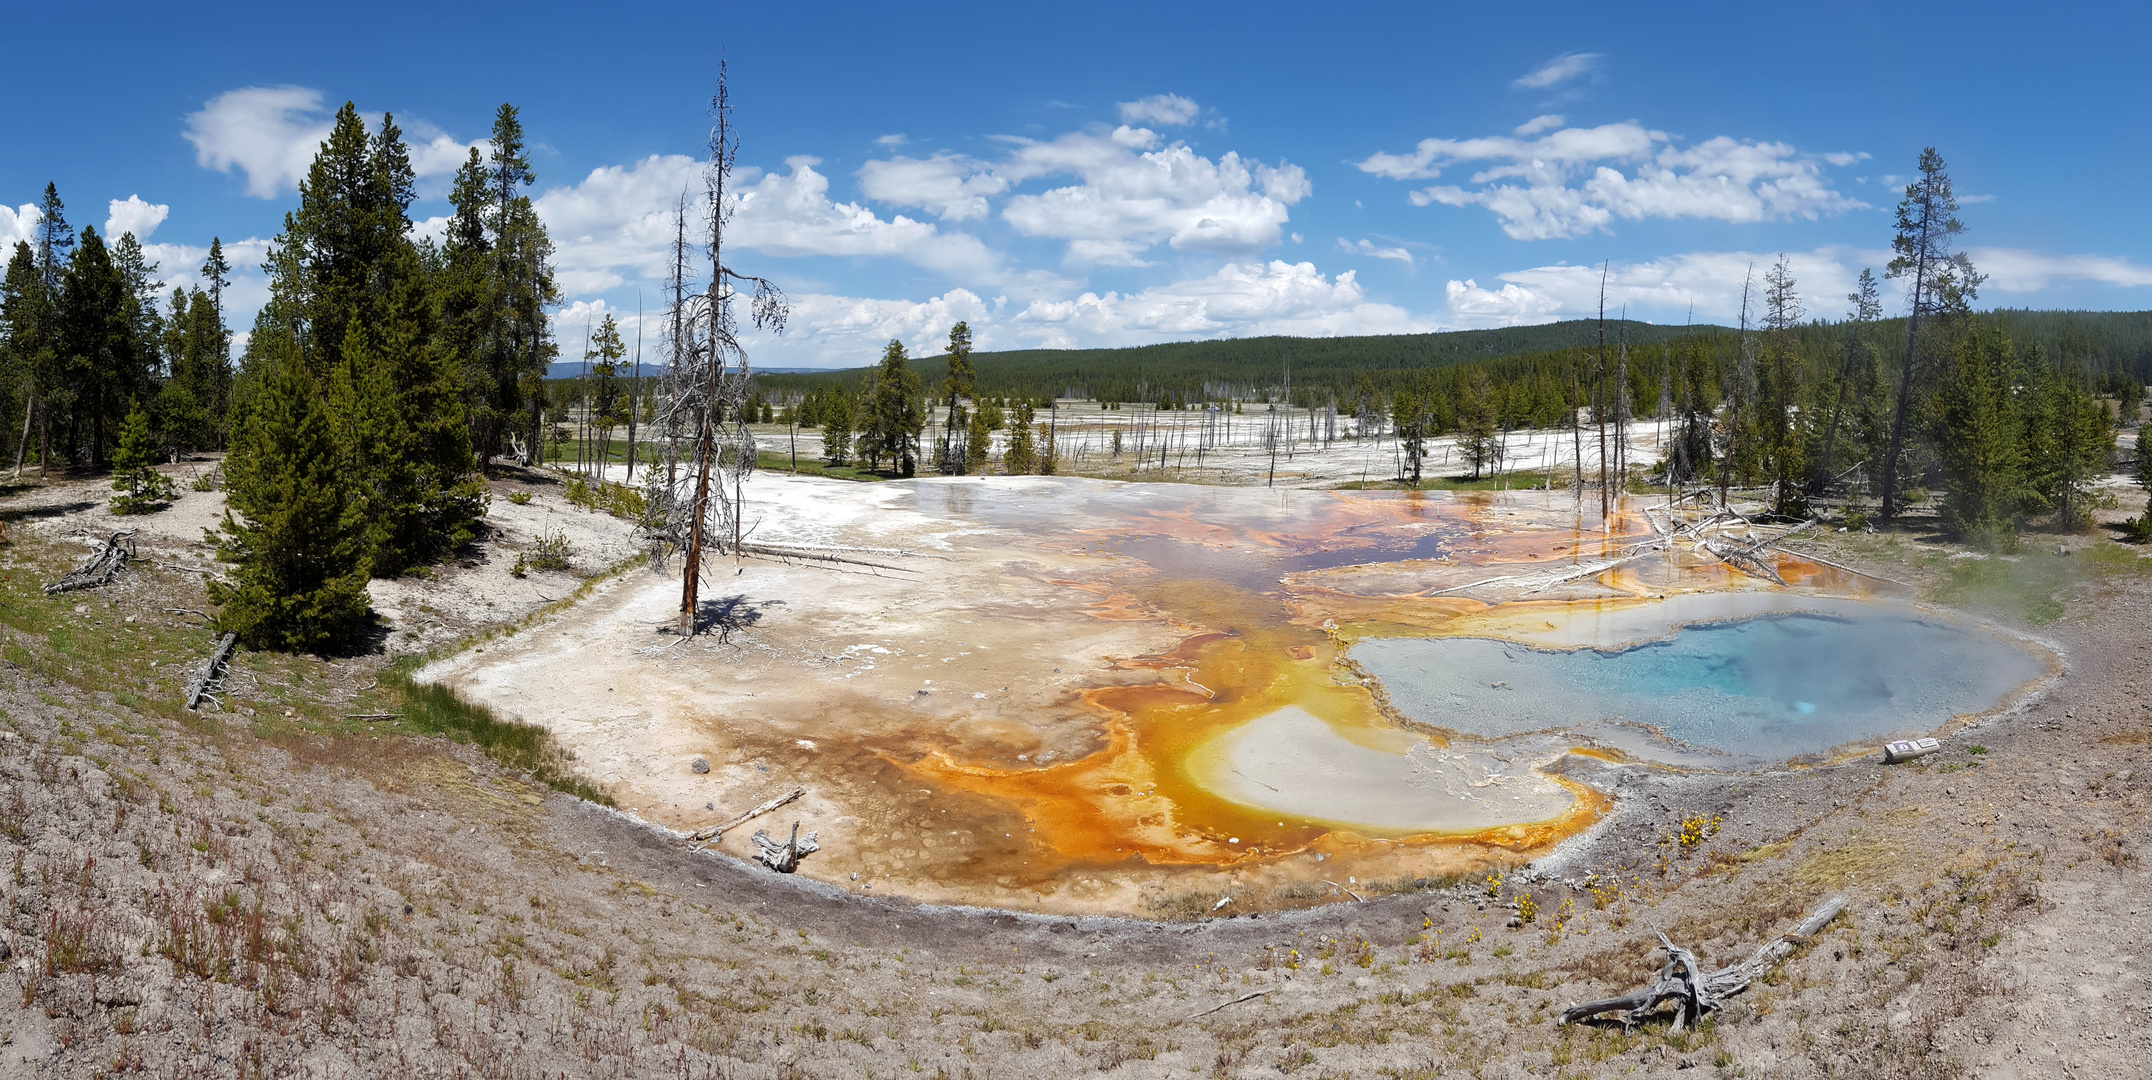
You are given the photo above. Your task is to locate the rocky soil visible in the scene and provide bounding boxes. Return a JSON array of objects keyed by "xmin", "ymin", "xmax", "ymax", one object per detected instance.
[{"xmin": 0, "ymin": 461, "xmax": 2147, "ymax": 1078}]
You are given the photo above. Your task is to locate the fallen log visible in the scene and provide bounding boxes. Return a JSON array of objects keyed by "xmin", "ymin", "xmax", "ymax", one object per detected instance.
[
  {"xmin": 44, "ymin": 531, "xmax": 136, "ymax": 594},
  {"xmin": 1559, "ymin": 895, "xmax": 1846, "ymax": 1030},
  {"xmin": 185, "ymin": 631, "xmax": 237, "ymax": 711},
  {"xmin": 690, "ymin": 787, "xmax": 804, "ymax": 842},
  {"xmin": 750, "ymin": 821, "xmax": 818, "ymax": 873}
]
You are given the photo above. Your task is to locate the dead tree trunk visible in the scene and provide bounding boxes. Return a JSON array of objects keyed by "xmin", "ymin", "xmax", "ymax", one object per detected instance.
[
  {"xmin": 44, "ymin": 531, "xmax": 136, "ymax": 593},
  {"xmin": 750, "ymin": 821, "xmax": 818, "ymax": 873},
  {"xmin": 1559, "ymin": 895, "xmax": 1846, "ymax": 1030},
  {"xmin": 185, "ymin": 632, "xmax": 237, "ymax": 711}
]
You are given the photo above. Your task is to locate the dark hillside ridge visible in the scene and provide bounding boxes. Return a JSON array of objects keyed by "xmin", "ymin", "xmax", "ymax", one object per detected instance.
[{"xmin": 552, "ymin": 311, "xmax": 2152, "ymax": 404}]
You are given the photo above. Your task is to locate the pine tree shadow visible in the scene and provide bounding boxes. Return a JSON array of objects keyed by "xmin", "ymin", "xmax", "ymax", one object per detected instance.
[
  {"xmin": 696, "ymin": 595, "xmax": 772, "ymax": 640},
  {"xmin": 0, "ymin": 500, "xmax": 98, "ymax": 524}
]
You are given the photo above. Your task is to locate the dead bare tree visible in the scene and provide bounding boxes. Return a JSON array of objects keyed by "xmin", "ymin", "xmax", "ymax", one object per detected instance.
[
  {"xmin": 638, "ymin": 66, "xmax": 789, "ymax": 637},
  {"xmin": 45, "ymin": 531, "xmax": 136, "ymax": 594},
  {"xmin": 1560, "ymin": 895, "xmax": 1846, "ymax": 1031}
]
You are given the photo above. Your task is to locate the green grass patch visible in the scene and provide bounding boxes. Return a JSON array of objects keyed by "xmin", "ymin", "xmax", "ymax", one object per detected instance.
[
  {"xmin": 753, "ymin": 451, "xmax": 889, "ymax": 482},
  {"xmin": 376, "ymin": 660, "xmax": 610, "ymax": 804},
  {"xmin": 1927, "ymin": 541, "xmax": 2152, "ymax": 625}
]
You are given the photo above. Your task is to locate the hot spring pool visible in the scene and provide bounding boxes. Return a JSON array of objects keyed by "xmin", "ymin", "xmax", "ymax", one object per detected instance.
[{"xmin": 1351, "ymin": 608, "xmax": 2049, "ymax": 761}]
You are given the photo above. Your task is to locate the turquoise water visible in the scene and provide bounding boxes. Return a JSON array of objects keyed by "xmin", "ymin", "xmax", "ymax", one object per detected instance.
[{"xmin": 1352, "ymin": 612, "xmax": 2047, "ymax": 761}]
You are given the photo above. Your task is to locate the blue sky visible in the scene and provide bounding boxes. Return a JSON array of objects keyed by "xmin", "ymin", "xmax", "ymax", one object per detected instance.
[{"xmin": 3, "ymin": 1, "xmax": 2147, "ymax": 368}]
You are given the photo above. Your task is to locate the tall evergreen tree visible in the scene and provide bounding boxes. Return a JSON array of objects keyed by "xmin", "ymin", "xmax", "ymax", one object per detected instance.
[
  {"xmin": 1758, "ymin": 255, "xmax": 1808, "ymax": 516},
  {"xmin": 58, "ymin": 227, "xmax": 135, "ymax": 464},
  {"xmin": 483, "ymin": 104, "xmax": 558, "ymax": 466},
  {"xmin": 1934, "ymin": 322, "xmax": 2029, "ymax": 548},
  {"xmin": 0, "ymin": 242, "xmax": 50, "ymax": 475},
  {"xmin": 859, "ymin": 339, "xmax": 923, "ymax": 476},
  {"xmin": 211, "ymin": 344, "xmax": 373, "ymax": 652},
  {"xmin": 1880, "ymin": 148, "xmax": 1981, "ymax": 521},
  {"xmin": 938, "ymin": 321, "xmax": 975, "ymax": 474},
  {"xmin": 200, "ymin": 238, "xmax": 232, "ymax": 317}
]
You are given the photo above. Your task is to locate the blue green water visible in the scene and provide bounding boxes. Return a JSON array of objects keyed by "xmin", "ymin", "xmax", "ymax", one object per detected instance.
[{"xmin": 1352, "ymin": 612, "xmax": 2047, "ymax": 761}]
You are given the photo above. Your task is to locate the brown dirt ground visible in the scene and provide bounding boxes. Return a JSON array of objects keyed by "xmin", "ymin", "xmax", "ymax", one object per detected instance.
[{"xmin": 0, "ymin": 459, "xmax": 2148, "ymax": 1078}]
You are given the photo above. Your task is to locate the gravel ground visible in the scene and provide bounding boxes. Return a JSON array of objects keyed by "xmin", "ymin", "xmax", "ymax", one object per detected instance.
[{"xmin": 0, "ymin": 464, "xmax": 2147, "ymax": 1078}]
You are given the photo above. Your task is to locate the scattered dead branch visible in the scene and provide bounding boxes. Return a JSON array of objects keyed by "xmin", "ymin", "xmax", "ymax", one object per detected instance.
[
  {"xmin": 346, "ymin": 714, "xmax": 401, "ymax": 722},
  {"xmin": 185, "ymin": 632, "xmax": 237, "ymax": 711},
  {"xmin": 1187, "ymin": 989, "xmax": 1273, "ymax": 1020},
  {"xmin": 44, "ymin": 531, "xmax": 136, "ymax": 594},
  {"xmin": 690, "ymin": 787, "xmax": 804, "ymax": 842},
  {"xmin": 1558, "ymin": 894, "xmax": 1847, "ymax": 1031},
  {"xmin": 750, "ymin": 821, "xmax": 818, "ymax": 873}
]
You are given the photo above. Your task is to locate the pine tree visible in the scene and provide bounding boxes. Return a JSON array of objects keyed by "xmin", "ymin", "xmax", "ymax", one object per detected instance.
[
  {"xmin": 200, "ymin": 238, "xmax": 231, "ymax": 317},
  {"xmin": 211, "ymin": 345, "xmax": 373, "ymax": 651},
  {"xmin": 939, "ymin": 322, "xmax": 974, "ymax": 474},
  {"xmin": 1935, "ymin": 322, "xmax": 2029, "ymax": 548},
  {"xmin": 1880, "ymin": 148, "xmax": 1982, "ymax": 521},
  {"xmin": 1002, "ymin": 401, "xmax": 1037, "ymax": 474},
  {"xmin": 964, "ymin": 398, "xmax": 993, "ymax": 473},
  {"xmin": 109, "ymin": 402, "xmax": 174, "ymax": 513},
  {"xmin": 58, "ymin": 227, "xmax": 136, "ymax": 464},
  {"xmin": 1456, "ymin": 371, "xmax": 1501, "ymax": 480},
  {"xmin": 1, "ymin": 242, "xmax": 50, "ymax": 476},
  {"xmin": 820, "ymin": 391, "xmax": 854, "ymax": 466},
  {"xmin": 857, "ymin": 339, "xmax": 923, "ymax": 476},
  {"xmin": 482, "ymin": 104, "xmax": 557, "ymax": 466},
  {"xmin": 1759, "ymin": 255, "xmax": 1808, "ymax": 516}
]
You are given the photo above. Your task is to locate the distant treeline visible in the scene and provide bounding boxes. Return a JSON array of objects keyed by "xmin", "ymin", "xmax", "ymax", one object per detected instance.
[{"xmin": 749, "ymin": 310, "xmax": 2152, "ymax": 410}]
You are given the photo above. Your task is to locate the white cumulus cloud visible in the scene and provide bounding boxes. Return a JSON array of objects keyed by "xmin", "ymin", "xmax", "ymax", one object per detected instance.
[
  {"xmin": 1514, "ymin": 52, "xmax": 1603, "ymax": 90},
  {"xmin": 105, "ymin": 195, "xmax": 169, "ymax": 241},
  {"xmin": 857, "ymin": 154, "xmax": 1009, "ymax": 222},
  {"xmin": 1443, "ymin": 248, "xmax": 1883, "ymax": 328},
  {"xmin": 0, "ymin": 204, "xmax": 40, "ymax": 250},
  {"xmin": 185, "ymin": 85, "xmax": 481, "ymax": 200},
  {"xmin": 1115, "ymin": 94, "xmax": 1201, "ymax": 127},
  {"xmin": 996, "ymin": 126, "xmax": 1311, "ymax": 265},
  {"xmin": 1362, "ymin": 121, "xmax": 1865, "ymax": 239},
  {"xmin": 1009, "ymin": 260, "xmax": 1428, "ymax": 348},
  {"xmin": 732, "ymin": 261, "xmax": 1434, "ymax": 366},
  {"xmin": 520, "ymin": 153, "xmax": 1012, "ymax": 296}
]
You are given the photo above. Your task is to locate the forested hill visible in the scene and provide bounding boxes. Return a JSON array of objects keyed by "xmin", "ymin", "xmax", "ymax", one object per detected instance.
[
  {"xmin": 756, "ymin": 319, "xmax": 1711, "ymax": 402},
  {"xmin": 752, "ymin": 310, "xmax": 2152, "ymax": 404}
]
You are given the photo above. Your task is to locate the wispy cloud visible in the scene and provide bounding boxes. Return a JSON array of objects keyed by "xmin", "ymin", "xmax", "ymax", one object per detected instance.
[
  {"xmin": 1336, "ymin": 237, "xmax": 1414, "ymax": 265},
  {"xmin": 1115, "ymin": 93, "xmax": 1200, "ymax": 127},
  {"xmin": 1513, "ymin": 52, "xmax": 1602, "ymax": 91}
]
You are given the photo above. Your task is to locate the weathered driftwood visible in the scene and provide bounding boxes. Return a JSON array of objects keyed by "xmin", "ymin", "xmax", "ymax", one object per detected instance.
[
  {"xmin": 751, "ymin": 821, "xmax": 818, "ymax": 873},
  {"xmin": 44, "ymin": 531, "xmax": 136, "ymax": 594},
  {"xmin": 691, "ymin": 787, "xmax": 804, "ymax": 842},
  {"xmin": 1558, "ymin": 895, "xmax": 1846, "ymax": 1031},
  {"xmin": 185, "ymin": 632, "xmax": 237, "ymax": 711}
]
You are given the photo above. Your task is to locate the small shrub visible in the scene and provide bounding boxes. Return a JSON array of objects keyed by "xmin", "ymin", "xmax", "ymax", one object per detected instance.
[
  {"xmin": 189, "ymin": 467, "xmax": 222, "ymax": 492},
  {"xmin": 521, "ymin": 530, "xmax": 575, "ymax": 574},
  {"xmin": 508, "ymin": 491, "xmax": 533, "ymax": 506}
]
